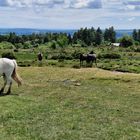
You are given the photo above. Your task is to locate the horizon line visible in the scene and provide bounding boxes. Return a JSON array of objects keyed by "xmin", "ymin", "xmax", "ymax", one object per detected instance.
[{"xmin": 0, "ymin": 27, "xmax": 137, "ymax": 30}]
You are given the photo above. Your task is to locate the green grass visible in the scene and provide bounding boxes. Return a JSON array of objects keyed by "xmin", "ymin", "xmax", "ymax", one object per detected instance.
[{"xmin": 0, "ymin": 67, "xmax": 139, "ymax": 140}]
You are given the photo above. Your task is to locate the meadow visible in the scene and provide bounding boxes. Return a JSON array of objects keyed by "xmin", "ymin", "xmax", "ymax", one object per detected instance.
[
  {"xmin": 0, "ymin": 66, "xmax": 139, "ymax": 140},
  {"xmin": 0, "ymin": 42, "xmax": 140, "ymax": 139}
]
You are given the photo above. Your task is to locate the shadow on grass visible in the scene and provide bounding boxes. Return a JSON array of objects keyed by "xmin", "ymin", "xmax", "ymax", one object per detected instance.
[{"xmin": 0, "ymin": 93, "xmax": 19, "ymax": 97}]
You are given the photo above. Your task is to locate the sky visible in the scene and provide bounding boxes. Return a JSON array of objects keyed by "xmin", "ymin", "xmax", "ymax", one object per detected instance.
[{"xmin": 0, "ymin": 0, "xmax": 140, "ymax": 29}]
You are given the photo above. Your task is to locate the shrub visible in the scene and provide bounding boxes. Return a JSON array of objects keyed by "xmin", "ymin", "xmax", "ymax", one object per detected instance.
[
  {"xmin": 0, "ymin": 41, "xmax": 15, "ymax": 49},
  {"xmin": 134, "ymin": 46, "xmax": 140, "ymax": 52},
  {"xmin": 23, "ymin": 41, "xmax": 32, "ymax": 49},
  {"xmin": 98, "ymin": 53, "xmax": 121, "ymax": 59},
  {"xmin": 45, "ymin": 54, "xmax": 48, "ymax": 59},
  {"xmin": 58, "ymin": 53, "xmax": 73, "ymax": 60},
  {"xmin": 18, "ymin": 61, "xmax": 32, "ymax": 67},
  {"xmin": 1, "ymin": 51, "xmax": 16, "ymax": 59},
  {"xmin": 120, "ymin": 36, "xmax": 133, "ymax": 47},
  {"xmin": 15, "ymin": 43, "xmax": 23, "ymax": 49},
  {"xmin": 51, "ymin": 53, "xmax": 73, "ymax": 60},
  {"xmin": 51, "ymin": 41, "xmax": 57, "ymax": 49},
  {"xmin": 51, "ymin": 54, "xmax": 59, "ymax": 60},
  {"xmin": 134, "ymin": 41, "xmax": 140, "ymax": 46},
  {"xmin": 14, "ymin": 49, "xmax": 19, "ymax": 52},
  {"xmin": 72, "ymin": 50, "xmax": 82, "ymax": 59}
]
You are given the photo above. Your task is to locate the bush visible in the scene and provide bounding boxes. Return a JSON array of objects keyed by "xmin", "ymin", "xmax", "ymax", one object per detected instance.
[
  {"xmin": 51, "ymin": 54, "xmax": 59, "ymax": 60},
  {"xmin": 134, "ymin": 41, "xmax": 140, "ymax": 46},
  {"xmin": 45, "ymin": 54, "xmax": 48, "ymax": 59},
  {"xmin": 51, "ymin": 53, "xmax": 73, "ymax": 60},
  {"xmin": 14, "ymin": 49, "xmax": 19, "ymax": 52},
  {"xmin": 134, "ymin": 46, "xmax": 140, "ymax": 52},
  {"xmin": 15, "ymin": 43, "xmax": 23, "ymax": 49},
  {"xmin": 98, "ymin": 53, "xmax": 121, "ymax": 59},
  {"xmin": 0, "ymin": 41, "xmax": 15, "ymax": 49},
  {"xmin": 23, "ymin": 41, "xmax": 32, "ymax": 49},
  {"xmin": 120, "ymin": 36, "xmax": 133, "ymax": 47},
  {"xmin": 51, "ymin": 41, "xmax": 57, "ymax": 49},
  {"xmin": 58, "ymin": 53, "xmax": 73, "ymax": 60},
  {"xmin": 72, "ymin": 50, "xmax": 82, "ymax": 59},
  {"xmin": 18, "ymin": 61, "xmax": 32, "ymax": 67},
  {"xmin": 1, "ymin": 51, "xmax": 16, "ymax": 59}
]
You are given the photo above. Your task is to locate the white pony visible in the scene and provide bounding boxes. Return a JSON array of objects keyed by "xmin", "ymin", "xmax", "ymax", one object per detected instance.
[{"xmin": 0, "ymin": 58, "xmax": 22, "ymax": 95}]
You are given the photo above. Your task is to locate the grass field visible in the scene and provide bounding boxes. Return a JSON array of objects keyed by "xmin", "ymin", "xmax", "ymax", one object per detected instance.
[{"xmin": 0, "ymin": 66, "xmax": 140, "ymax": 140}]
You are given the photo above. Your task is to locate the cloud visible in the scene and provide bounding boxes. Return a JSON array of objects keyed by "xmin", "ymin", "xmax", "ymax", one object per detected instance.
[
  {"xmin": 0, "ymin": 0, "xmax": 65, "ymax": 8},
  {"xmin": 124, "ymin": 0, "xmax": 140, "ymax": 5},
  {"xmin": 87, "ymin": 0, "xmax": 102, "ymax": 9},
  {"xmin": 123, "ymin": 0, "xmax": 140, "ymax": 10},
  {"xmin": 0, "ymin": 0, "xmax": 140, "ymax": 29},
  {"xmin": 128, "ymin": 17, "xmax": 135, "ymax": 21},
  {"xmin": 69, "ymin": 0, "xmax": 102, "ymax": 9},
  {"xmin": 34, "ymin": 0, "xmax": 64, "ymax": 8},
  {"xmin": 0, "ymin": 0, "xmax": 32, "ymax": 7},
  {"xmin": 0, "ymin": 0, "xmax": 102, "ymax": 9},
  {"xmin": 0, "ymin": 0, "xmax": 140, "ymax": 11}
]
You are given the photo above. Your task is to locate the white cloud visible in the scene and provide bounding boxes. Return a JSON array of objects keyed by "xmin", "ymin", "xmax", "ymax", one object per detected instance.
[
  {"xmin": 123, "ymin": 0, "xmax": 140, "ymax": 10},
  {"xmin": 1, "ymin": 0, "xmax": 32, "ymax": 7},
  {"xmin": 126, "ymin": 5, "xmax": 135, "ymax": 10},
  {"xmin": 0, "ymin": 0, "xmax": 140, "ymax": 29},
  {"xmin": 0, "ymin": 0, "xmax": 140, "ymax": 10},
  {"xmin": 128, "ymin": 17, "xmax": 135, "ymax": 21},
  {"xmin": 0, "ymin": 0, "xmax": 102, "ymax": 9},
  {"xmin": 0, "ymin": 0, "xmax": 65, "ymax": 8},
  {"xmin": 69, "ymin": 0, "xmax": 102, "ymax": 9}
]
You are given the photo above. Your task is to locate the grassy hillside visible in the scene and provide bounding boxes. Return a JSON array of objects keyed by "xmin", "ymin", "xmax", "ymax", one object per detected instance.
[{"xmin": 0, "ymin": 66, "xmax": 139, "ymax": 139}]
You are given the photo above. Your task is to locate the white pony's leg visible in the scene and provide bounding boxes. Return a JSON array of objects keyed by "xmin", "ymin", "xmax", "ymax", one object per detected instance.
[
  {"xmin": 0, "ymin": 74, "xmax": 7, "ymax": 94},
  {"xmin": 6, "ymin": 76, "xmax": 13, "ymax": 95}
]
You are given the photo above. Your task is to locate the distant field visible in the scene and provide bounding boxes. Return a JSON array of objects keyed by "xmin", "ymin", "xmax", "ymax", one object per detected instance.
[{"xmin": 0, "ymin": 66, "xmax": 139, "ymax": 140}]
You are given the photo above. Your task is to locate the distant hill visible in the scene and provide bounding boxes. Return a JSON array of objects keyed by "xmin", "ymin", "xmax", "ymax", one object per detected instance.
[
  {"xmin": 0, "ymin": 28, "xmax": 133, "ymax": 38},
  {"xmin": 115, "ymin": 29, "xmax": 133, "ymax": 38}
]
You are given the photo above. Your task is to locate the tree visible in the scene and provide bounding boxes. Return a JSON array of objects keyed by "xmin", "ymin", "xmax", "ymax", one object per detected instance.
[
  {"xmin": 104, "ymin": 28, "xmax": 109, "ymax": 41},
  {"xmin": 67, "ymin": 34, "xmax": 72, "ymax": 44},
  {"xmin": 57, "ymin": 33, "xmax": 68, "ymax": 47},
  {"xmin": 137, "ymin": 29, "xmax": 140, "ymax": 42},
  {"xmin": 104, "ymin": 26, "xmax": 116, "ymax": 43},
  {"xmin": 8, "ymin": 32, "xmax": 16, "ymax": 44},
  {"xmin": 72, "ymin": 32, "xmax": 78, "ymax": 44},
  {"xmin": 95, "ymin": 27, "xmax": 102, "ymax": 45},
  {"xmin": 132, "ymin": 29, "xmax": 138, "ymax": 41},
  {"xmin": 120, "ymin": 36, "xmax": 133, "ymax": 47}
]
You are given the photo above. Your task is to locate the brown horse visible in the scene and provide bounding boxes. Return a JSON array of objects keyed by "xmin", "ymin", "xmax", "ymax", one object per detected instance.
[
  {"xmin": 37, "ymin": 52, "xmax": 43, "ymax": 61},
  {"xmin": 80, "ymin": 51, "xmax": 97, "ymax": 67}
]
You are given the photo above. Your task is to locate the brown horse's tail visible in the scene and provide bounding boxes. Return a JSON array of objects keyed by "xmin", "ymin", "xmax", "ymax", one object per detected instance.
[{"xmin": 12, "ymin": 60, "xmax": 22, "ymax": 86}]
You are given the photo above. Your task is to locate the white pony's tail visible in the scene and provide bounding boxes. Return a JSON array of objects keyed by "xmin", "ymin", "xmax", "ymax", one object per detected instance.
[{"xmin": 12, "ymin": 60, "xmax": 22, "ymax": 86}]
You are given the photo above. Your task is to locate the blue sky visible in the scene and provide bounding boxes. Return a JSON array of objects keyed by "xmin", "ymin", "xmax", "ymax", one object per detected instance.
[{"xmin": 0, "ymin": 0, "xmax": 140, "ymax": 29}]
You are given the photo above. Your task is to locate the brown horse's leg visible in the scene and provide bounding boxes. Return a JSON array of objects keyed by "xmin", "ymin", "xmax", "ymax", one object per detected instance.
[
  {"xmin": 80, "ymin": 60, "xmax": 82, "ymax": 67},
  {"xmin": 80, "ymin": 60, "xmax": 83, "ymax": 67},
  {"xmin": 91, "ymin": 60, "xmax": 93, "ymax": 67},
  {"xmin": 80, "ymin": 58, "xmax": 84, "ymax": 67},
  {"xmin": 95, "ymin": 58, "xmax": 97, "ymax": 67}
]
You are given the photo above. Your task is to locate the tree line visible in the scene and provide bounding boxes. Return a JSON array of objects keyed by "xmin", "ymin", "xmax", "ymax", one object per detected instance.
[{"xmin": 0, "ymin": 27, "xmax": 139, "ymax": 49}]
